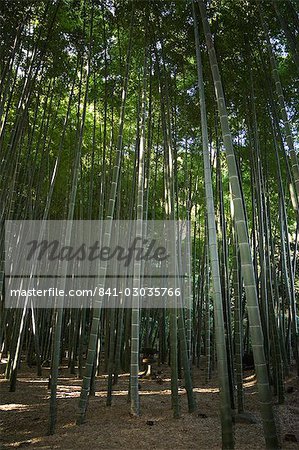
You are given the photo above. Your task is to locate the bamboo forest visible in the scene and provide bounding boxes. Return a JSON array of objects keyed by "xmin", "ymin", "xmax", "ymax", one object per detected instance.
[{"xmin": 0, "ymin": 0, "xmax": 298, "ymax": 448}]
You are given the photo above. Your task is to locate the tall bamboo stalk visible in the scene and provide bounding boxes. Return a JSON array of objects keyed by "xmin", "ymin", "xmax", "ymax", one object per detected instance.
[{"xmin": 197, "ymin": 1, "xmax": 279, "ymax": 447}]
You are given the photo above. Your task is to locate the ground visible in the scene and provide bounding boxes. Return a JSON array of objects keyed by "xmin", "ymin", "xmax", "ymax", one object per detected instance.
[{"xmin": 0, "ymin": 362, "xmax": 298, "ymax": 449}]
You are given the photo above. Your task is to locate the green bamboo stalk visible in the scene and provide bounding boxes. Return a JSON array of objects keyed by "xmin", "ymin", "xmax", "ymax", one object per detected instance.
[
  {"xmin": 197, "ymin": 1, "xmax": 279, "ymax": 447},
  {"xmin": 192, "ymin": 3, "xmax": 233, "ymax": 445}
]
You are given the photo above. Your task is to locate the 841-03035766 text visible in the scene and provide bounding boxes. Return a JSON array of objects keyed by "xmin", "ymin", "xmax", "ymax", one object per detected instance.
[{"xmin": 9, "ymin": 286, "xmax": 182, "ymax": 298}]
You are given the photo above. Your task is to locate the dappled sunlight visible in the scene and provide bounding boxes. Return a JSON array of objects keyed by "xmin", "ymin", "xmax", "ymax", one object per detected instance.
[
  {"xmin": 243, "ymin": 374, "xmax": 257, "ymax": 388},
  {"xmin": 20, "ymin": 378, "xmax": 49, "ymax": 384},
  {"xmin": 193, "ymin": 387, "xmax": 219, "ymax": 394},
  {"xmin": 0, "ymin": 402, "xmax": 47, "ymax": 412},
  {"xmin": 50, "ymin": 391, "xmax": 80, "ymax": 399},
  {"xmin": 9, "ymin": 437, "xmax": 42, "ymax": 448},
  {"xmin": 0, "ymin": 403, "xmax": 30, "ymax": 411},
  {"xmin": 244, "ymin": 379, "xmax": 257, "ymax": 388},
  {"xmin": 93, "ymin": 388, "xmax": 196, "ymax": 397},
  {"xmin": 243, "ymin": 374, "xmax": 256, "ymax": 382},
  {"xmin": 62, "ymin": 421, "xmax": 77, "ymax": 430},
  {"xmin": 45, "ymin": 384, "xmax": 81, "ymax": 399},
  {"xmin": 94, "ymin": 389, "xmax": 173, "ymax": 397}
]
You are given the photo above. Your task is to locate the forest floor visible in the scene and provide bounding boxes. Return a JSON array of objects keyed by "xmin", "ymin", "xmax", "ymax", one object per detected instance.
[{"xmin": 0, "ymin": 361, "xmax": 298, "ymax": 450}]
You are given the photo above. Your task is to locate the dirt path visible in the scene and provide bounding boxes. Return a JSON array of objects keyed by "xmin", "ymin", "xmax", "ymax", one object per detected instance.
[{"xmin": 1, "ymin": 363, "xmax": 298, "ymax": 449}]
